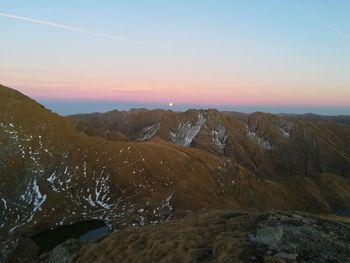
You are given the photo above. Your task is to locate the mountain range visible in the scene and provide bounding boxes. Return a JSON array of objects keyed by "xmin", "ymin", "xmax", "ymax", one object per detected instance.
[{"xmin": 1, "ymin": 84, "xmax": 350, "ymax": 262}]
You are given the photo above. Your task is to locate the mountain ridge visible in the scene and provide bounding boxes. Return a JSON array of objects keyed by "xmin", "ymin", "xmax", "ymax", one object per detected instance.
[
  {"xmin": 70, "ymin": 105, "xmax": 350, "ymax": 178},
  {"xmin": 1, "ymin": 84, "xmax": 350, "ymax": 261}
]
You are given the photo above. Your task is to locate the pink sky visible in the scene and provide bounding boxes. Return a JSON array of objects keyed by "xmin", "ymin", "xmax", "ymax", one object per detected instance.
[{"xmin": 3, "ymin": 79, "xmax": 350, "ymax": 108}]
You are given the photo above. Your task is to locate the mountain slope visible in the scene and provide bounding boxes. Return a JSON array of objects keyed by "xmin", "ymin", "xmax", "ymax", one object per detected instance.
[{"xmin": 1, "ymin": 84, "xmax": 350, "ymax": 261}]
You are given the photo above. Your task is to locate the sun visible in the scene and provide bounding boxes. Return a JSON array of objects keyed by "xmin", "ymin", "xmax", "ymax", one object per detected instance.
[{"xmin": 169, "ymin": 102, "xmax": 174, "ymax": 107}]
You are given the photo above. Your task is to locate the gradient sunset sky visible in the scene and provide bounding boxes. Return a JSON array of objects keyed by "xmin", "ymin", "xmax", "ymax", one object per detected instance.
[{"xmin": 1, "ymin": 0, "xmax": 350, "ymax": 115}]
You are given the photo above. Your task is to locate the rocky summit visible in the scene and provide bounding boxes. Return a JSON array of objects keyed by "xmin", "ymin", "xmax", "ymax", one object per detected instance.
[{"xmin": 0, "ymin": 84, "xmax": 350, "ymax": 262}]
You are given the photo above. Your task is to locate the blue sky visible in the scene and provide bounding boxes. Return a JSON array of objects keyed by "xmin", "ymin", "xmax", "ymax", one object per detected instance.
[{"xmin": 1, "ymin": 0, "xmax": 350, "ymax": 115}]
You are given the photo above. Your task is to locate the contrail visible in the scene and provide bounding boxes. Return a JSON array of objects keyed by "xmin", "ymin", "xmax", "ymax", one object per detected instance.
[
  {"xmin": 0, "ymin": 11, "xmax": 154, "ymax": 46},
  {"xmin": 321, "ymin": 22, "xmax": 350, "ymax": 43},
  {"xmin": 289, "ymin": 2, "xmax": 350, "ymax": 43}
]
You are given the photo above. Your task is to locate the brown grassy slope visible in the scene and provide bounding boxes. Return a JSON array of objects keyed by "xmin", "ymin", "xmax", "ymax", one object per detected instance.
[{"xmin": 77, "ymin": 210, "xmax": 254, "ymax": 263}]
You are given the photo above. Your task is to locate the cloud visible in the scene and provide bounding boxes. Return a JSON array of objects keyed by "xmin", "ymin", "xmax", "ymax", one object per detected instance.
[{"xmin": 0, "ymin": 11, "xmax": 154, "ymax": 46}]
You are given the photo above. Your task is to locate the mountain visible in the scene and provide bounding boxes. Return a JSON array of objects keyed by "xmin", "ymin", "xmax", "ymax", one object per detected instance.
[
  {"xmin": 1, "ymin": 84, "xmax": 350, "ymax": 262},
  {"xmin": 291, "ymin": 113, "xmax": 350, "ymax": 126},
  {"xmin": 71, "ymin": 108, "xmax": 350, "ymax": 178}
]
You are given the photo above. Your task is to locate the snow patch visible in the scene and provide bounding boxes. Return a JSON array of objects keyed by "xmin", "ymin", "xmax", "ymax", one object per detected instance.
[
  {"xmin": 136, "ymin": 123, "xmax": 160, "ymax": 141},
  {"xmin": 170, "ymin": 114, "xmax": 206, "ymax": 147},
  {"xmin": 212, "ymin": 124, "xmax": 227, "ymax": 152},
  {"xmin": 2, "ymin": 198, "xmax": 7, "ymax": 209},
  {"xmin": 246, "ymin": 125, "xmax": 273, "ymax": 150},
  {"xmin": 278, "ymin": 120, "xmax": 293, "ymax": 138},
  {"xmin": 20, "ymin": 179, "xmax": 47, "ymax": 212}
]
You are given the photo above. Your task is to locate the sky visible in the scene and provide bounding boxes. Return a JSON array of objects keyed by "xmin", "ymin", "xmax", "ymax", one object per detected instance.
[{"xmin": 1, "ymin": 0, "xmax": 350, "ymax": 115}]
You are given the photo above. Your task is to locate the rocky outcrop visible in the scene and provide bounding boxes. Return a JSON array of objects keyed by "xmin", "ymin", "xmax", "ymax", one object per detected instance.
[
  {"xmin": 35, "ymin": 239, "xmax": 82, "ymax": 263},
  {"xmin": 250, "ymin": 213, "xmax": 350, "ymax": 262},
  {"xmin": 212, "ymin": 124, "xmax": 227, "ymax": 153},
  {"xmin": 135, "ymin": 123, "xmax": 160, "ymax": 141},
  {"xmin": 170, "ymin": 113, "xmax": 206, "ymax": 146}
]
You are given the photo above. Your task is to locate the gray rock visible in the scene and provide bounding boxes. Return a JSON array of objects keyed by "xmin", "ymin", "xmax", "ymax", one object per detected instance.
[
  {"xmin": 36, "ymin": 239, "xmax": 82, "ymax": 263},
  {"xmin": 212, "ymin": 124, "xmax": 227, "ymax": 152},
  {"xmin": 250, "ymin": 213, "xmax": 350, "ymax": 263},
  {"xmin": 250, "ymin": 226, "xmax": 283, "ymax": 249},
  {"xmin": 273, "ymin": 252, "xmax": 298, "ymax": 261},
  {"xmin": 136, "ymin": 123, "xmax": 160, "ymax": 141},
  {"xmin": 170, "ymin": 114, "xmax": 206, "ymax": 147},
  {"xmin": 264, "ymin": 256, "xmax": 287, "ymax": 263}
]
